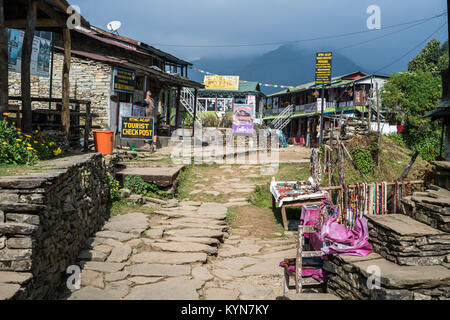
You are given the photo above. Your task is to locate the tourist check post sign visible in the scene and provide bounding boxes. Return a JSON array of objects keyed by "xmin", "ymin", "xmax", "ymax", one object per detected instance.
[{"xmin": 120, "ymin": 117, "xmax": 154, "ymax": 141}]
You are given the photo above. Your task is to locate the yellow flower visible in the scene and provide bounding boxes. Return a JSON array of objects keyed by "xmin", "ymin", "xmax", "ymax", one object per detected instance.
[
  {"xmin": 27, "ymin": 143, "xmax": 32, "ymax": 147},
  {"xmin": 34, "ymin": 141, "xmax": 38, "ymax": 144},
  {"xmin": 27, "ymin": 147, "xmax": 34, "ymax": 151},
  {"xmin": 53, "ymin": 147, "xmax": 62, "ymax": 156},
  {"xmin": 49, "ymin": 142, "xmax": 55, "ymax": 146},
  {"xmin": 2, "ymin": 142, "xmax": 7, "ymax": 145},
  {"xmin": 16, "ymin": 139, "xmax": 22, "ymax": 142},
  {"xmin": 24, "ymin": 135, "xmax": 31, "ymax": 138},
  {"xmin": 2, "ymin": 112, "xmax": 8, "ymax": 116}
]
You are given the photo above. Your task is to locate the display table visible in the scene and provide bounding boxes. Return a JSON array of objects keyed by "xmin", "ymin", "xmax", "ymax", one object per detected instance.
[{"xmin": 270, "ymin": 181, "xmax": 329, "ymax": 231}]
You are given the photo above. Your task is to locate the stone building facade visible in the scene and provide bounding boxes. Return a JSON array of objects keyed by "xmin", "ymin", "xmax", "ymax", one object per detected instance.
[{"xmin": 8, "ymin": 52, "xmax": 113, "ymax": 127}]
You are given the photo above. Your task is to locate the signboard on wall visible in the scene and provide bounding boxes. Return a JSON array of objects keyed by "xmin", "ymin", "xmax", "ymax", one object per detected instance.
[
  {"xmin": 7, "ymin": 28, "xmax": 52, "ymax": 78},
  {"xmin": 232, "ymin": 104, "xmax": 254, "ymax": 135},
  {"xmin": 120, "ymin": 117, "xmax": 154, "ymax": 140},
  {"xmin": 113, "ymin": 67, "xmax": 136, "ymax": 93},
  {"xmin": 315, "ymin": 52, "xmax": 332, "ymax": 85},
  {"xmin": 204, "ymin": 75, "xmax": 239, "ymax": 90}
]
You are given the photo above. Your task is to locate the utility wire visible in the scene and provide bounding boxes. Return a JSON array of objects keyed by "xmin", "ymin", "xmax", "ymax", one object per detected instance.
[
  {"xmin": 190, "ymin": 16, "xmax": 446, "ymax": 83},
  {"xmin": 153, "ymin": 12, "xmax": 446, "ymax": 48},
  {"xmin": 373, "ymin": 21, "xmax": 447, "ymax": 73}
]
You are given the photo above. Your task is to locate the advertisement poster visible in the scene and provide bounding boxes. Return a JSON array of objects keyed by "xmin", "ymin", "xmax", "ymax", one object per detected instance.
[
  {"xmin": 120, "ymin": 117, "xmax": 154, "ymax": 141},
  {"xmin": 113, "ymin": 67, "xmax": 136, "ymax": 93},
  {"xmin": 7, "ymin": 28, "xmax": 52, "ymax": 78},
  {"xmin": 315, "ymin": 52, "xmax": 333, "ymax": 85},
  {"xmin": 204, "ymin": 75, "xmax": 240, "ymax": 90},
  {"xmin": 119, "ymin": 103, "xmax": 132, "ymax": 133},
  {"xmin": 232, "ymin": 104, "xmax": 254, "ymax": 135}
]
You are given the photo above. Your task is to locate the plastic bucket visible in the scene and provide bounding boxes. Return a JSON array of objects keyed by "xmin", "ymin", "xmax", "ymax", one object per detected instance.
[{"xmin": 93, "ymin": 131, "xmax": 114, "ymax": 155}]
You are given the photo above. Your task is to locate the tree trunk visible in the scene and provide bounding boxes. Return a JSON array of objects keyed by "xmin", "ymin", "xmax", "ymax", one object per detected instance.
[
  {"xmin": 0, "ymin": 0, "xmax": 8, "ymax": 117},
  {"xmin": 21, "ymin": 0, "xmax": 38, "ymax": 133},
  {"xmin": 62, "ymin": 27, "xmax": 71, "ymax": 144}
]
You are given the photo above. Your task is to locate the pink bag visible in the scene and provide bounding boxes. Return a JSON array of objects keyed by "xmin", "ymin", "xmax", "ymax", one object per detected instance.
[{"xmin": 320, "ymin": 216, "xmax": 372, "ymax": 257}]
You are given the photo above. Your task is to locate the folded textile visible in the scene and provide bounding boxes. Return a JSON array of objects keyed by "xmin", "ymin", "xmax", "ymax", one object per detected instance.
[
  {"xmin": 320, "ymin": 216, "xmax": 372, "ymax": 257},
  {"xmin": 279, "ymin": 261, "xmax": 325, "ymax": 282}
]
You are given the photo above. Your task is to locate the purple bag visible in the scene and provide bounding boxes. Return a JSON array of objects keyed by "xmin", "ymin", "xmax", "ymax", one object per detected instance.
[{"xmin": 320, "ymin": 216, "xmax": 372, "ymax": 257}]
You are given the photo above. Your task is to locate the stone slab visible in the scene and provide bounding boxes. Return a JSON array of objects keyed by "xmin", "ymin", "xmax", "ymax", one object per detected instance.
[
  {"xmin": 165, "ymin": 228, "xmax": 224, "ymax": 239},
  {"xmin": 0, "ymin": 283, "xmax": 21, "ymax": 300},
  {"xmin": 103, "ymin": 213, "xmax": 150, "ymax": 233},
  {"xmin": 116, "ymin": 166, "xmax": 183, "ymax": 187},
  {"xmin": 151, "ymin": 242, "xmax": 217, "ymax": 254},
  {"xmin": 125, "ymin": 277, "xmax": 199, "ymax": 300},
  {"xmin": 367, "ymin": 214, "xmax": 443, "ymax": 236},
  {"xmin": 68, "ymin": 286, "xmax": 120, "ymax": 300},
  {"xmin": 130, "ymin": 252, "xmax": 207, "ymax": 265},
  {"xmin": 126, "ymin": 263, "xmax": 191, "ymax": 277},
  {"xmin": 79, "ymin": 261, "xmax": 125, "ymax": 274}
]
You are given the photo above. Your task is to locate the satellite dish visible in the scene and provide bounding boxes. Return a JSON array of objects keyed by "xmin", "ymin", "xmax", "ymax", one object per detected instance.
[{"xmin": 107, "ymin": 21, "xmax": 122, "ymax": 34}]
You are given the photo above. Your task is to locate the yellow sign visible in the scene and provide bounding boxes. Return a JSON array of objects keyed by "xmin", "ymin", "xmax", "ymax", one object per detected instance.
[{"xmin": 204, "ymin": 75, "xmax": 240, "ymax": 90}]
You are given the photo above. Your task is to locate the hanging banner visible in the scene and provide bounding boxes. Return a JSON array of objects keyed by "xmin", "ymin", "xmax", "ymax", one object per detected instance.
[
  {"xmin": 232, "ymin": 104, "xmax": 254, "ymax": 135},
  {"xmin": 7, "ymin": 28, "xmax": 52, "ymax": 78},
  {"xmin": 204, "ymin": 75, "xmax": 239, "ymax": 90},
  {"xmin": 315, "ymin": 52, "xmax": 333, "ymax": 85},
  {"xmin": 120, "ymin": 117, "xmax": 154, "ymax": 140},
  {"xmin": 113, "ymin": 67, "xmax": 136, "ymax": 93}
]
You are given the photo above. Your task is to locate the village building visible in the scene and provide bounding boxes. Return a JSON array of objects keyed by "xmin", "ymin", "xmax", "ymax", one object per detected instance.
[
  {"xmin": 197, "ymin": 77, "xmax": 266, "ymax": 122},
  {"xmin": 7, "ymin": 21, "xmax": 204, "ymax": 148},
  {"xmin": 264, "ymin": 71, "xmax": 388, "ymax": 147}
]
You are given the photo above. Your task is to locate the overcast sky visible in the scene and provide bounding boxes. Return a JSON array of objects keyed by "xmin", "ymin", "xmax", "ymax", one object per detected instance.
[{"xmin": 74, "ymin": 0, "xmax": 448, "ymax": 74}]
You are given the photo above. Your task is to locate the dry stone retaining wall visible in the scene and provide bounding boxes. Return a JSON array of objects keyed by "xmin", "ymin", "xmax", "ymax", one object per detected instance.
[{"xmin": 0, "ymin": 153, "xmax": 112, "ymax": 299}]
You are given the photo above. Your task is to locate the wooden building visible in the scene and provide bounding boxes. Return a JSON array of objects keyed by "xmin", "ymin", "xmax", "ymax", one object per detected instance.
[{"xmin": 264, "ymin": 72, "xmax": 388, "ymax": 147}]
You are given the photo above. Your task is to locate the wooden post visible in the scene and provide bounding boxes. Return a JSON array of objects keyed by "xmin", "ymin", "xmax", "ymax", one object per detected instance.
[
  {"xmin": 84, "ymin": 102, "xmax": 91, "ymax": 152},
  {"xmin": 0, "ymin": 0, "xmax": 8, "ymax": 117},
  {"xmin": 376, "ymin": 82, "xmax": 381, "ymax": 167},
  {"xmin": 296, "ymin": 225, "xmax": 304, "ymax": 293},
  {"xmin": 62, "ymin": 27, "xmax": 71, "ymax": 144},
  {"xmin": 175, "ymin": 86, "xmax": 181, "ymax": 130},
  {"xmin": 21, "ymin": 0, "xmax": 38, "ymax": 133},
  {"xmin": 338, "ymin": 141, "xmax": 345, "ymax": 185},
  {"xmin": 192, "ymin": 88, "xmax": 198, "ymax": 137}
]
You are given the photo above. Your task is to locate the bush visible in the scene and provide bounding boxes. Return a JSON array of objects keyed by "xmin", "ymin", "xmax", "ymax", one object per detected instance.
[
  {"xmin": 123, "ymin": 175, "xmax": 168, "ymax": 198},
  {"xmin": 107, "ymin": 174, "xmax": 120, "ymax": 201},
  {"xmin": 0, "ymin": 117, "xmax": 63, "ymax": 165},
  {"xmin": 219, "ymin": 112, "xmax": 233, "ymax": 128},
  {"xmin": 124, "ymin": 175, "xmax": 149, "ymax": 195},
  {"xmin": 202, "ymin": 112, "xmax": 219, "ymax": 127},
  {"xmin": 351, "ymin": 147, "xmax": 375, "ymax": 175}
]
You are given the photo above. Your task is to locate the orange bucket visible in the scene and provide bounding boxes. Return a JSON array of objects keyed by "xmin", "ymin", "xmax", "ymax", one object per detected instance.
[{"xmin": 93, "ymin": 131, "xmax": 114, "ymax": 155}]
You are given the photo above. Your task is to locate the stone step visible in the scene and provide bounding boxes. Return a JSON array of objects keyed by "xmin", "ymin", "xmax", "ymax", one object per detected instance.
[
  {"xmin": 324, "ymin": 252, "xmax": 450, "ymax": 300},
  {"xmin": 367, "ymin": 214, "xmax": 450, "ymax": 266},
  {"xmin": 401, "ymin": 195, "xmax": 450, "ymax": 233},
  {"xmin": 116, "ymin": 165, "xmax": 184, "ymax": 188}
]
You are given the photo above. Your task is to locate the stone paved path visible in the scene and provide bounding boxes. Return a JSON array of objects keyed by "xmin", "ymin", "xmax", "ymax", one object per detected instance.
[{"xmin": 61, "ymin": 163, "xmax": 321, "ymax": 300}]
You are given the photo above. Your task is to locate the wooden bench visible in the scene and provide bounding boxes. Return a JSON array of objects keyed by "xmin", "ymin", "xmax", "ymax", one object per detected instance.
[{"xmin": 282, "ymin": 225, "xmax": 325, "ymax": 294}]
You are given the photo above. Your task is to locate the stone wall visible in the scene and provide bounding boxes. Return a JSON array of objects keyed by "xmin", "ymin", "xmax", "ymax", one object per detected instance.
[
  {"xmin": 8, "ymin": 53, "xmax": 112, "ymax": 126},
  {"xmin": 400, "ymin": 187, "xmax": 450, "ymax": 233},
  {"xmin": 367, "ymin": 214, "xmax": 450, "ymax": 266},
  {"xmin": 0, "ymin": 153, "xmax": 111, "ymax": 299},
  {"xmin": 324, "ymin": 253, "xmax": 450, "ymax": 300}
]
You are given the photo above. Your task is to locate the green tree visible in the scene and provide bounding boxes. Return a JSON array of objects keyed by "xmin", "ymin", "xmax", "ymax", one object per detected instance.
[
  {"xmin": 381, "ymin": 71, "xmax": 442, "ymax": 161},
  {"xmin": 408, "ymin": 39, "xmax": 448, "ymax": 76}
]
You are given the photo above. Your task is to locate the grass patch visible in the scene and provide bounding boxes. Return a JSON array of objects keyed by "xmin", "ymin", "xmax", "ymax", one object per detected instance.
[
  {"xmin": 226, "ymin": 206, "xmax": 238, "ymax": 227},
  {"xmin": 0, "ymin": 163, "xmax": 45, "ymax": 176},
  {"xmin": 108, "ymin": 200, "xmax": 155, "ymax": 217},
  {"xmin": 249, "ymin": 183, "xmax": 272, "ymax": 208}
]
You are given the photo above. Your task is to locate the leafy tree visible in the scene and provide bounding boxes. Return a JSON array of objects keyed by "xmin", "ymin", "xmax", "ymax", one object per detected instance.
[
  {"xmin": 381, "ymin": 71, "xmax": 442, "ymax": 161},
  {"xmin": 408, "ymin": 39, "xmax": 448, "ymax": 76}
]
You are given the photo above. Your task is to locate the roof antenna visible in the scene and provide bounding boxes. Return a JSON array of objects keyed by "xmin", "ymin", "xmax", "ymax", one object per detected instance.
[{"xmin": 107, "ymin": 21, "xmax": 122, "ymax": 35}]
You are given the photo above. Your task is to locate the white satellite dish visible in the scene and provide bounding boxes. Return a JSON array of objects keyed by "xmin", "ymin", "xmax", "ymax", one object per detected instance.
[{"xmin": 107, "ymin": 21, "xmax": 122, "ymax": 34}]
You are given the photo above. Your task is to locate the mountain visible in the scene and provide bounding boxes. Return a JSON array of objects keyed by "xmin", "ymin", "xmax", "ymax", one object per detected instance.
[{"xmin": 190, "ymin": 44, "xmax": 367, "ymax": 95}]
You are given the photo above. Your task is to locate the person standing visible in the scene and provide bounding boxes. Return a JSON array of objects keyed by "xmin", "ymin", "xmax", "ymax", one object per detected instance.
[{"xmin": 143, "ymin": 90, "xmax": 158, "ymax": 150}]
